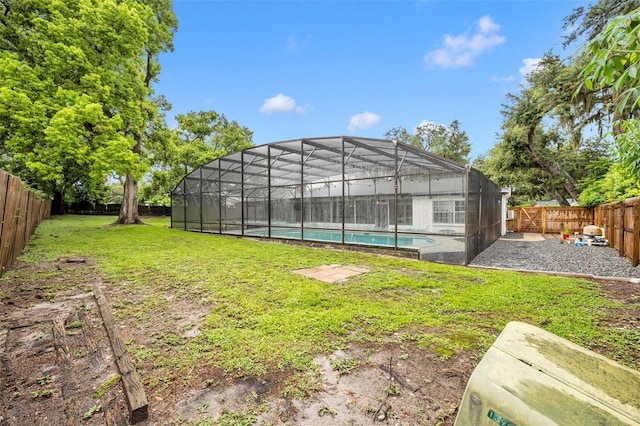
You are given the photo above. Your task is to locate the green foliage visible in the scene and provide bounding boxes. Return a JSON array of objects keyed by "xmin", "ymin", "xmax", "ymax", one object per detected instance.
[
  {"xmin": 385, "ymin": 383, "xmax": 401, "ymax": 396},
  {"xmin": 215, "ymin": 410, "xmax": 257, "ymax": 426},
  {"xmin": 580, "ymin": 7, "xmax": 640, "ymax": 113},
  {"xmin": 481, "ymin": 53, "xmax": 610, "ymax": 206},
  {"xmin": 416, "ymin": 120, "xmax": 471, "ymax": 164},
  {"xmin": 384, "ymin": 126, "xmax": 423, "ymax": 148},
  {"xmin": 578, "ymin": 161, "xmax": 640, "ymax": 206},
  {"xmin": 563, "ymin": 0, "xmax": 640, "ymax": 47},
  {"xmin": 0, "ymin": 0, "xmax": 176, "ymax": 211},
  {"xmin": 83, "ymin": 404, "xmax": 102, "ymax": 419},
  {"xmin": 330, "ymin": 357, "xmax": 359, "ymax": 375},
  {"xmin": 141, "ymin": 110, "xmax": 254, "ymax": 205},
  {"xmin": 93, "ymin": 375, "xmax": 122, "ymax": 399},
  {"xmin": 36, "ymin": 375, "xmax": 52, "ymax": 386},
  {"xmin": 0, "ymin": 0, "xmax": 151, "ymax": 200},
  {"xmin": 65, "ymin": 320, "xmax": 83, "ymax": 329},
  {"xmin": 32, "ymin": 389, "xmax": 53, "ymax": 398},
  {"xmin": 579, "ymin": 6, "xmax": 640, "ymax": 180},
  {"xmin": 384, "ymin": 120, "xmax": 471, "ymax": 164}
]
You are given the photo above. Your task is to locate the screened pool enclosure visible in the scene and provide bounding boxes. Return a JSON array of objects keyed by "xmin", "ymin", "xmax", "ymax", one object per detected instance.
[{"xmin": 171, "ymin": 136, "xmax": 502, "ymax": 265}]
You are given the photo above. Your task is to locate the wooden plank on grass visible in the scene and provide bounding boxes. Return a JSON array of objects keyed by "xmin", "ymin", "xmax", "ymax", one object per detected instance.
[{"xmin": 94, "ymin": 287, "xmax": 148, "ymax": 424}]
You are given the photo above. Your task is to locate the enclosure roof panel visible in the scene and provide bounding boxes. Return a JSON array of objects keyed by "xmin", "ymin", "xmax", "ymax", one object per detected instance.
[{"xmin": 175, "ymin": 136, "xmax": 466, "ymax": 192}]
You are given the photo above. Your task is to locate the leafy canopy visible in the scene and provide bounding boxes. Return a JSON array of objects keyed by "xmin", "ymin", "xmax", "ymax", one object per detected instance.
[
  {"xmin": 579, "ymin": 6, "xmax": 640, "ymax": 179},
  {"xmin": 141, "ymin": 110, "xmax": 254, "ymax": 205},
  {"xmin": 384, "ymin": 120, "xmax": 471, "ymax": 164},
  {"xmin": 0, "ymin": 0, "xmax": 170, "ymax": 205}
]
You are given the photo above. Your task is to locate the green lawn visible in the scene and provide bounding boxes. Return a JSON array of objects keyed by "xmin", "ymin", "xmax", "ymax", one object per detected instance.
[{"xmin": 9, "ymin": 215, "xmax": 639, "ymax": 382}]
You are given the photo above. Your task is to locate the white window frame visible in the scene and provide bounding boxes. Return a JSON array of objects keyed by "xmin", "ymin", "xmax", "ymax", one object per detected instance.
[{"xmin": 433, "ymin": 200, "xmax": 465, "ymax": 224}]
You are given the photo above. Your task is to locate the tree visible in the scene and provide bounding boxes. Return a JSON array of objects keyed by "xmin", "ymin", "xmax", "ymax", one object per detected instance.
[
  {"xmin": 578, "ymin": 160, "xmax": 640, "ymax": 206},
  {"xmin": 115, "ymin": 0, "xmax": 177, "ymax": 224},
  {"xmin": 475, "ymin": 1, "xmax": 639, "ymax": 206},
  {"xmin": 415, "ymin": 120, "xmax": 471, "ymax": 164},
  {"xmin": 0, "ymin": 0, "xmax": 147, "ymax": 213},
  {"xmin": 141, "ymin": 110, "xmax": 254, "ymax": 205},
  {"xmin": 484, "ymin": 53, "xmax": 611, "ymax": 206},
  {"xmin": 563, "ymin": 0, "xmax": 640, "ymax": 47},
  {"xmin": 579, "ymin": 6, "xmax": 640, "ymax": 179},
  {"xmin": 383, "ymin": 126, "xmax": 422, "ymax": 148},
  {"xmin": 384, "ymin": 120, "xmax": 471, "ymax": 164},
  {"xmin": 0, "ymin": 0, "xmax": 177, "ymax": 218}
]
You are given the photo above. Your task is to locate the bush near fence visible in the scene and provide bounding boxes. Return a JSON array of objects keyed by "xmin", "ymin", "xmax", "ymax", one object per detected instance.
[
  {"xmin": 66, "ymin": 202, "xmax": 170, "ymax": 216},
  {"xmin": 507, "ymin": 201, "xmax": 640, "ymax": 267},
  {"xmin": 0, "ymin": 170, "xmax": 52, "ymax": 277}
]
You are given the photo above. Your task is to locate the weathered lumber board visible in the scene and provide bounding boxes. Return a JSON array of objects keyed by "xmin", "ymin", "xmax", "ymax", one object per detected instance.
[
  {"xmin": 52, "ymin": 317, "xmax": 80, "ymax": 426},
  {"xmin": 94, "ymin": 288, "xmax": 148, "ymax": 424},
  {"xmin": 78, "ymin": 308, "xmax": 103, "ymax": 368}
]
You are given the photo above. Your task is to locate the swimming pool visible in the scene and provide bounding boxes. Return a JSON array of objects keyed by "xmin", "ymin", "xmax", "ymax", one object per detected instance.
[{"xmin": 245, "ymin": 228, "xmax": 436, "ymax": 249}]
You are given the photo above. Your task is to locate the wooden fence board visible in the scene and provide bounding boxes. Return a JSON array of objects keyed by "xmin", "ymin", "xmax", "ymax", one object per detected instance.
[
  {"xmin": 0, "ymin": 172, "xmax": 9, "ymax": 270},
  {"xmin": 11, "ymin": 187, "xmax": 29, "ymax": 266},
  {"xmin": 1, "ymin": 176, "xmax": 21, "ymax": 273},
  {"xmin": 507, "ymin": 201, "xmax": 640, "ymax": 267},
  {"xmin": 507, "ymin": 206, "xmax": 594, "ymax": 235},
  {"xmin": 510, "ymin": 198, "xmax": 640, "ymax": 267},
  {"xmin": 0, "ymin": 171, "xmax": 51, "ymax": 277}
]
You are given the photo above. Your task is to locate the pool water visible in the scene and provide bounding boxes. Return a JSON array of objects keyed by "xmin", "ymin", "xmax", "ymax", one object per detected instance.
[{"xmin": 246, "ymin": 228, "xmax": 435, "ymax": 248}]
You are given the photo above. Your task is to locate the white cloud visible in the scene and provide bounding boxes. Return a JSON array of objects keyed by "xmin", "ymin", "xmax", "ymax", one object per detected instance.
[
  {"xmin": 260, "ymin": 93, "xmax": 308, "ymax": 114},
  {"xmin": 478, "ymin": 15, "xmax": 500, "ymax": 33},
  {"xmin": 424, "ymin": 15, "xmax": 506, "ymax": 68},
  {"xmin": 519, "ymin": 57, "xmax": 541, "ymax": 78},
  {"xmin": 348, "ymin": 112, "xmax": 381, "ymax": 133},
  {"xmin": 287, "ymin": 33, "xmax": 312, "ymax": 51},
  {"xmin": 491, "ymin": 75, "xmax": 515, "ymax": 83}
]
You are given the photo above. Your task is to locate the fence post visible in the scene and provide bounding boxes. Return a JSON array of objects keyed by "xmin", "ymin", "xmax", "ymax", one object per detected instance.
[
  {"xmin": 618, "ymin": 202, "xmax": 624, "ymax": 257},
  {"xmin": 632, "ymin": 200, "xmax": 640, "ymax": 267}
]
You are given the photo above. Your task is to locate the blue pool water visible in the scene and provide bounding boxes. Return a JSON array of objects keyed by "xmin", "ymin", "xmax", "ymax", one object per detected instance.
[{"xmin": 246, "ymin": 228, "xmax": 435, "ymax": 248}]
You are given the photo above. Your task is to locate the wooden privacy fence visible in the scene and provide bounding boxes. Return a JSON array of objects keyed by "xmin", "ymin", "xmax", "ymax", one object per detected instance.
[
  {"xmin": 594, "ymin": 198, "xmax": 640, "ymax": 267},
  {"xmin": 0, "ymin": 171, "xmax": 51, "ymax": 277},
  {"xmin": 67, "ymin": 202, "xmax": 170, "ymax": 216},
  {"xmin": 506, "ymin": 206, "xmax": 594, "ymax": 234},
  {"xmin": 507, "ymin": 200, "xmax": 640, "ymax": 267}
]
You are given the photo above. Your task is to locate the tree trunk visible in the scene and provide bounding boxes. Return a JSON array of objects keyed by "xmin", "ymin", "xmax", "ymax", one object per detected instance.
[
  {"xmin": 525, "ymin": 127, "xmax": 580, "ymax": 202},
  {"xmin": 542, "ymin": 183, "xmax": 570, "ymax": 206},
  {"xmin": 52, "ymin": 190, "xmax": 66, "ymax": 215},
  {"xmin": 115, "ymin": 131, "xmax": 144, "ymax": 225},
  {"xmin": 114, "ymin": 50, "xmax": 152, "ymax": 226},
  {"xmin": 114, "ymin": 171, "xmax": 142, "ymax": 224}
]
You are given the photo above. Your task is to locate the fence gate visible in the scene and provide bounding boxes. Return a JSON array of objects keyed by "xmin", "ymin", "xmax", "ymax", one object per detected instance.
[{"xmin": 517, "ymin": 207, "xmax": 543, "ymax": 233}]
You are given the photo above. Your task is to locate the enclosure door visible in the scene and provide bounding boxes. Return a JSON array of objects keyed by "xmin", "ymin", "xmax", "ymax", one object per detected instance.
[{"xmin": 377, "ymin": 201, "xmax": 389, "ymax": 229}]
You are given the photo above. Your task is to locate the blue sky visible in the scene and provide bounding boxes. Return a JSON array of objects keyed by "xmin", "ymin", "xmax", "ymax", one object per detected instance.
[{"xmin": 155, "ymin": 0, "xmax": 590, "ymax": 162}]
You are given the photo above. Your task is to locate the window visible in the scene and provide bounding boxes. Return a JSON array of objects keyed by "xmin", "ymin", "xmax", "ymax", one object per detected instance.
[
  {"xmin": 433, "ymin": 200, "xmax": 464, "ymax": 224},
  {"xmin": 396, "ymin": 197, "xmax": 413, "ymax": 225}
]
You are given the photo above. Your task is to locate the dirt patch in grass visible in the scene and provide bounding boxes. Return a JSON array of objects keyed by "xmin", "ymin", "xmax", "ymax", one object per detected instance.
[
  {"xmin": 1, "ymin": 260, "xmax": 639, "ymax": 425},
  {"xmin": 0, "ymin": 259, "xmax": 129, "ymax": 425}
]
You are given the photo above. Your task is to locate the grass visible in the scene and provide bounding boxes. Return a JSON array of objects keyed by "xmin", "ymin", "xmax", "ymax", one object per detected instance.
[
  {"xmin": 7, "ymin": 215, "xmax": 638, "ymax": 386},
  {"xmin": 93, "ymin": 375, "xmax": 121, "ymax": 399}
]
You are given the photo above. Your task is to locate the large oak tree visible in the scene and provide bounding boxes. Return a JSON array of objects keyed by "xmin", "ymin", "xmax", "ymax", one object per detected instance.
[{"xmin": 0, "ymin": 0, "xmax": 176, "ymax": 220}]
